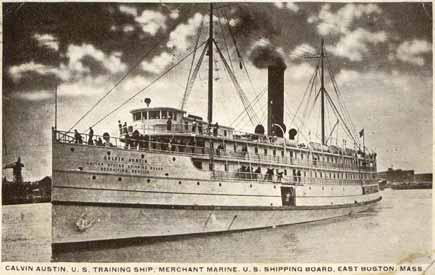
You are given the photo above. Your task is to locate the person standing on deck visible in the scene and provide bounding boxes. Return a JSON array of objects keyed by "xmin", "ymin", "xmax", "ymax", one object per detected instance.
[
  {"xmin": 123, "ymin": 122, "xmax": 127, "ymax": 134},
  {"xmin": 88, "ymin": 127, "xmax": 94, "ymax": 145},
  {"xmin": 166, "ymin": 116, "xmax": 172, "ymax": 131},
  {"xmin": 118, "ymin": 121, "xmax": 122, "ymax": 135},
  {"xmin": 74, "ymin": 129, "xmax": 82, "ymax": 144}
]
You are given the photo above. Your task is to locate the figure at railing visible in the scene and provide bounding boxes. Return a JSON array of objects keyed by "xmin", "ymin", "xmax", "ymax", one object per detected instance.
[
  {"xmin": 88, "ymin": 127, "xmax": 94, "ymax": 145},
  {"xmin": 74, "ymin": 130, "xmax": 83, "ymax": 144},
  {"xmin": 265, "ymin": 168, "xmax": 274, "ymax": 181},
  {"xmin": 118, "ymin": 120, "xmax": 122, "ymax": 135},
  {"xmin": 167, "ymin": 117, "xmax": 172, "ymax": 131}
]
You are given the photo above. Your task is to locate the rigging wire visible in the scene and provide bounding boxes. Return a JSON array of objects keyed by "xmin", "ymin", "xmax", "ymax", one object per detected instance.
[
  {"xmin": 213, "ymin": 39, "xmax": 259, "ymax": 126},
  {"xmin": 219, "ymin": 8, "xmax": 265, "ymax": 124},
  {"xmin": 90, "ymin": 39, "xmax": 209, "ymax": 128},
  {"xmin": 325, "ymin": 55, "xmax": 359, "ymax": 142},
  {"xmin": 231, "ymin": 87, "xmax": 267, "ymax": 128},
  {"xmin": 324, "ymin": 90, "xmax": 358, "ymax": 145},
  {"xmin": 181, "ymin": 18, "xmax": 204, "ymax": 110},
  {"xmin": 220, "ymin": 8, "xmax": 243, "ymax": 64},
  {"xmin": 67, "ymin": 39, "xmax": 164, "ymax": 132},
  {"xmin": 216, "ymin": 9, "xmax": 235, "ymax": 72},
  {"xmin": 180, "ymin": 43, "xmax": 208, "ymax": 110},
  {"xmin": 289, "ymin": 61, "xmax": 319, "ymax": 127}
]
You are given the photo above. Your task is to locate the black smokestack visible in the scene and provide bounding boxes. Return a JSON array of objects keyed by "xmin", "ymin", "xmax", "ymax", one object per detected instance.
[
  {"xmin": 268, "ymin": 65, "xmax": 286, "ymax": 137},
  {"xmin": 248, "ymin": 39, "xmax": 287, "ymax": 137}
]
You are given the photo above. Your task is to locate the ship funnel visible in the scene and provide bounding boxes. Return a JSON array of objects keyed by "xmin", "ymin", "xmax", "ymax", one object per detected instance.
[{"xmin": 267, "ymin": 65, "xmax": 286, "ymax": 137}]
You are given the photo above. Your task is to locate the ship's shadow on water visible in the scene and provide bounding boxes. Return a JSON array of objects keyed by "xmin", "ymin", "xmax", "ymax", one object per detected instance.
[{"xmin": 53, "ymin": 206, "xmax": 381, "ymax": 262}]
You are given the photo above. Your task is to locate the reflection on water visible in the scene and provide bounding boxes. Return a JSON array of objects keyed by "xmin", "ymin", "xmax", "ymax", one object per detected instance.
[{"xmin": 54, "ymin": 189, "xmax": 431, "ymax": 263}]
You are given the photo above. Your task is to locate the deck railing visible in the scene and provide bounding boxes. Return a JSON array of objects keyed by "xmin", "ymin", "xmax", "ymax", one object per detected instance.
[{"xmin": 54, "ymin": 129, "xmax": 376, "ymax": 174}]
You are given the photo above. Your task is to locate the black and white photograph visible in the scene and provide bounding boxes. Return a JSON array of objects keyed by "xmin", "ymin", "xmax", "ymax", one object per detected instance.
[{"xmin": 1, "ymin": 1, "xmax": 433, "ymax": 272}]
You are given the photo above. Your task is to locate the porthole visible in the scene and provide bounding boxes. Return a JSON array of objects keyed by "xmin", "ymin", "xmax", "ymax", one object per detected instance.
[
  {"xmin": 179, "ymin": 181, "xmax": 182, "ymax": 184},
  {"xmin": 141, "ymin": 154, "xmax": 145, "ymax": 159},
  {"xmin": 92, "ymin": 175, "xmax": 96, "ymax": 180},
  {"xmin": 273, "ymin": 185, "xmax": 276, "ymax": 189},
  {"xmin": 70, "ymin": 148, "xmax": 75, "ymax": 152},
  {"xmin": 147, "ymin": 179, "xmax": 151, "ymax": 183},
  {"xmin": 165, "ymin": 173, "xmax": 169, "ymax": 176},
  {"xmin": 250, "ymin": 184, "xmax": 252, "ymax": 188},
  {"xmin": 172, "ymin": 157, "xmax": 176, "ymax": 161},
  {"xmin": 118, "ymin": 177, "xmax": 122, "ymax": 181},
  {"xmin": 219, "ymin": 183, "xmax": 222, "ymax": 187},
  {"xmin": 197, "ymin": 182, "xmax": 200, "ymax": 186},
  {"xmin": 270, "ymin": 203, "xmax": 273, "ymax": 206},
  {"xmin": 107, "ymin": 151, "xmax": 111, "ymax": 155}
]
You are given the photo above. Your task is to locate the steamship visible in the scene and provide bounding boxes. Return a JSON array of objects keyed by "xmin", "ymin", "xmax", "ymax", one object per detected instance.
[{"xmin": 51, "ymin": 4, "xmax": 381, "ymax": 245}]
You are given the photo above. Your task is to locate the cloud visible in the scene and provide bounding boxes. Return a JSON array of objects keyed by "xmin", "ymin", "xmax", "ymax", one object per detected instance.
[
  {"xmin": 396, "ymin": 39, "xmax": 432, "ymax": 66},
  {"xmin": 167, "ymin": 13, "xmax": 204, "ymax": 51},
  {"xmin": 169, "ymin": 9, "xmax": 180, "ymax": 20},
  {"xmin": 290, "ymin": 43, "xmax": 316, "ymax": 59},
  {"xmin": 9, "ymin": 43, "xmax": 127, "ymax": 83},
  {"xmin": 64, "ymin": 44, "xmax": 127, "ymax": 75},
  {"xmin": 57, "ymin": 75, "xmax": 112, "ymax": 97},
  {"xmin": 9, "ymin": 62, "xmax": 59, "ymax": 82},
  {"xmin": 33, "ymin": 33, "xmax": 59, "ymax": 51},
  {"xmin": 326, "ymin": 28, "xmax": 387, "ymax": 61},
  {"xmin": 14, "ymin": 90, "xmax": 52, "ymax": 101},
  {"xmin": 274, "ymin": 2, "xmax": 299, "ymax": 13},
  {"xmin": 135, "ymin": 10, "xmax": 168, "ymax": 36},
  {"xmin": 308, "ymin": 4, "xmax": 382, "ymax": 36},
  {"xmin": 141, "ymin": 51, "xmax": 174, "ymax": 74},
  {"xmin": 119, "ymin": 5, "xmax": 138, "ymax": 17},
  {"xmin": 123, "ymin": 25, "xmax": 135, "ymax": 33}
]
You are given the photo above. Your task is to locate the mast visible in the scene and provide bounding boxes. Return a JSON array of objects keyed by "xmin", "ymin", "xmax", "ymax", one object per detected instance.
[
  {"xmin": 320, "ymin": 38, "xmax": 325, "ymax": 145},
  {"xmin": 208, "ymin": 3, "xmax": 214, "ymax": 172},
  {"xmin": 207, "ymin": 3, "xmax": 213, "ymax": 125},
  {"xmin": 55, "ymin": 82, "xmax": 58, "ymax": 130}
]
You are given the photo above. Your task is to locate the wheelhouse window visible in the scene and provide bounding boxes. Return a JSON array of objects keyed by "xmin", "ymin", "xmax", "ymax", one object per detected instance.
[
  {"xmin": 149, "ymin": 111, "xmax": 160, "ymax": 119},
  {"xmin": 133, "ymin": 112, "xmax": 142, "ymax": 121},
  {"xmin": 161, "ymin": 111, "xmax": 168, "ymax": 119},
  {"xmin": 142, "ymin": 111, "xmax": 148, "ymax": 120},
  {"xmin": 264, "ymin": 148, "xmax": 268, "ymax": 156}
]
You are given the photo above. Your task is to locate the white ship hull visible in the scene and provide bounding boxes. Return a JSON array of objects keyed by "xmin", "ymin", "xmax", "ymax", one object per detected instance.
[
  {"xmin": 52, "ymin": 142, "xmax": 381, "ymax": 244},
  {"xmin": 52, "ymin": 199, "xmax": 380, "ymax": 245}
]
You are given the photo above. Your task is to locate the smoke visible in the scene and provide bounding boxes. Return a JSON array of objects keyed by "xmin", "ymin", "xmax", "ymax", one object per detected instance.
[{"xmin": 248, "ymin": 38, "xmax": 286, "ymax": 69}]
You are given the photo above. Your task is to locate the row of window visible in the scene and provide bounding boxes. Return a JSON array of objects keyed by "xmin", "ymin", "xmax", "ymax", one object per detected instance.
[
  {"xmin": 228, "ymin": 144, "xmax": 369, "ymax": 165},
  {"xmin": 133, "ymin": 110, "xmax": 178, "ymax": 121},
  {"xmin": 217, "ymin": 161, "xmax": 375, "ymax": 180}
]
